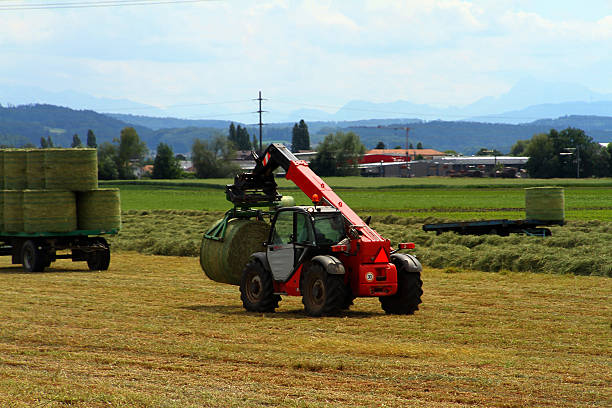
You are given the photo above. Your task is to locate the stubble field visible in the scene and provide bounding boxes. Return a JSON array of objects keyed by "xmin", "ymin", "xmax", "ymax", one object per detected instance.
[{"xmin": 0, "ymin": 177, "xmax": 610, "ymax": 407}]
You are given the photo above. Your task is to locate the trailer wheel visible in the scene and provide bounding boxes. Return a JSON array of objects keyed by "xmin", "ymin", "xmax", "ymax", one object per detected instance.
[
  {"xmin": 240, "ymin": 259, "xmax": 280, "ymax": 313},
  {"xmin": 380, "ymin": 257, "xmax": 423, "ymax": 315},
  {"xmin": 301, "ymin": 263, "xmax": 346, "ymax": 316},
  {"xmin": 87, "ymin": 238, "xmax": 110, "ymax": 271},
  {"xmin": 22, "ymin": 240, "xmax": 47, "ymax": 273}
]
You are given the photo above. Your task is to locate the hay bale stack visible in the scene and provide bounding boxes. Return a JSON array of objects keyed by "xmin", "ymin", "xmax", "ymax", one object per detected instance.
[
  {"xmin": 525, "ymin": 187, "xmax": 565, "ymax": 222},
  {"xmin": 4, "ymin": 150, "xmax": 27, "ymax": 190},
  {"xmin": 0, "ymin": 150, "xmax": 4, "ymax": 189},
  {"xmin": 77, "ymin": 189, "xmax": 121, "ymax": 231},
  {"xmin": 45, "ymin": 148, "xmax": 98, "ymax": 191},
  {"xmin": 200, "ymin": 218, "xmax": 270, "ymax": 285},
  {"xmin": 4, "ymin": 190, "xmax": 23, "ymax": 232},
  {"xmin": 26, "ymin": 149, "xmax": 46, "ymax": 189},
  {"xmin": 23, "ymin": 190, "xmax": 77, "ymax": 233}
]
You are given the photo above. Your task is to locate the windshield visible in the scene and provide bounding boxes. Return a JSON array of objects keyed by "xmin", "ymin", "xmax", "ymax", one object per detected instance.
[{"xmin": 313, "ymin": 213, "xmax": 345, "ymax": 245}]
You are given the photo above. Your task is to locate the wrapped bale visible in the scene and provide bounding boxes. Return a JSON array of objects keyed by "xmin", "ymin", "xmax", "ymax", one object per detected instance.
[
  {"xmin": 77, "ymin": 189, "xmax": 121, "ymax": 231},
  {"xmin": 4, "ymin": 190, "xmax": 23, "ymax": 233},
  {"xmin": 4, "ymin": 149, "xmax": 27, "ymax": 190},
  {"xmin": 26, "ymin": 149, "xmax": 46, "ymax": 189},
  {"xmin": 200, "ymin": 218, "xmax": 270, "ymax": 285},
  {"xmin": 45, "ymin": 148, "xmax": 98, "ymax": 191},
  {"xmin": 23, "ymin": 190, "xmax": 77, "ymax": 233},
  {"xmin": 525, "ymin": 187, "xmax": 565, "ymax": 222}
]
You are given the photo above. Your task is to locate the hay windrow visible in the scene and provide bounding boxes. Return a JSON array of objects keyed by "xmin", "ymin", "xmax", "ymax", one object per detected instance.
[
  {"xmin": 23, "ymin": 190, "xmax": 77, "ymax": 233},
  {"xmin": 26, "ymin": 149, "xmax": 45, "ymax": 189},
  {"xmin": 4, "ymin": 150, "xmax": 27, "ymax": 190},
  {"xmin": 200, "ymin": 218, "xmax": 270, "ymax": 285},
  {"xmin": 0, "ymin": 191, "xmax": 4, "ymax": 232},
  {"xmin": 525, "ymin": 187, "xmax": 564, "ymax": 221},
  {"xmin": 3, "ymin": 190, "xmax": 23, "ymax": 232},
  {"xmin": 45, "ymin": 148, "xmax": 98, "ymax": 191}
]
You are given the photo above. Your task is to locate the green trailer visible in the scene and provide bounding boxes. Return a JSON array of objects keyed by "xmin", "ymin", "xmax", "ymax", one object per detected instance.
[{"xmin": 0, "ymin": 229, "xmax": 118, "ymax": 272}]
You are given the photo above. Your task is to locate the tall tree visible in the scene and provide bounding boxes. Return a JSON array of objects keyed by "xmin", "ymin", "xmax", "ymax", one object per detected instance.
[
  {"xmin": 152, "ymin": 142, "xmax": 182, "ymax": 179},
  {"xmin": 310, "ymin": 131, "xmax": 365, "ymax": 177},
  {"xmin": 375, "ymin": 141, "xmax": 386, "ymax": 149},
  {"xmin": 71, "ymin": 134, "xmax": 82, "ymax": 148},
  {"xmin": 97, "ymin": 142, "xmax": 119, "ymax": 180},
  {"xmin": 236, "ymin": 125, "xmax": 251, "ymax": 150},
  {"xmin": 416, "ymin": 142, "xmax": 423, "ymax": 149},
  {"xmin": 86, "ymin": 129, "xmax": 97, "ymax": 148},
  {"xmin": 114, "ymin": 127, "xmax": 148, "ymax": 179},
  {"xmin": 40, "ymin": 136, "xmax": 48, "ymax": 148},
  {"xmin": 46, "ymin": 135, "xmax": 54, "ymax": 148},
  {"xmin": 191, "ymin": 135, "xmax": 240, "ymax": 178},
  {"xmin": 291, "ymin": 119, "xmax": 311, "ymax": 152},
  {"xmin": 228, "ymin": 123, "xmax": 237, "ymax": 146}
]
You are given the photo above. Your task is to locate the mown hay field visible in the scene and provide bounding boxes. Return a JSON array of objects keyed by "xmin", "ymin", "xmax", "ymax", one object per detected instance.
[{"xmin": 0, "ymin": 253, "xmax": 610, "ymax": 407}]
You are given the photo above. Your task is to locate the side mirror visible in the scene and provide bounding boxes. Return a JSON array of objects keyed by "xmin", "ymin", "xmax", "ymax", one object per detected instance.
[{"xmin": 364, "ymin": 215, "xmax": 372, "ymax": 225}]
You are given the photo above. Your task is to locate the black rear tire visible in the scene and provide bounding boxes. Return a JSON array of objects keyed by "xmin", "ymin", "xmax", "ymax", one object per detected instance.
[
  {"xmin": 240, "ymin": 259, "xmax": 280, "ymax": 313},
  {"xmin": 22, "ymin": 240, "xmax": 47, "ymax": 273},
  {"xmin": 87, "ymin": 238, "xmax": 111, "ymax": 271},
  {"xmin": 380, "ymin": 258, "xmax": 423, "ymax": 315},
  {"xmin": 301, "ymin": 263, "xmax": 347, "ymax": 316}
]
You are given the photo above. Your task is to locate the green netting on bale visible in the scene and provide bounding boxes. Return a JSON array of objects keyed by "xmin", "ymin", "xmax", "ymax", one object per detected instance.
[
  {"xmin": 0, "ymin": 150, "xmax": 4, "ymax": 189},
  {"xmin": 525, "ymin": 187, "xmax": 565, "ymax": 222},
  {"xmin": 45, "ymin": 148, "xmax": 98, "ymax": 191},
  {"xmin": 77, "ymin": 189, "xmax": 121, "ymax": 231},
  {"xmin": 4, "ymin": 150, "xmax": 27, "ymax": 190},
  {"xmin": 200, "ymin": 218, "xmax": 270, "ymax": 285},
  {"xmin": 3, "ymin": 190, "xmax": 23, "ymax": 233},
  {"xmin": 23, "ymin": 190, "xmax": 77, "ymax": 233},
  {"xmin": 26, "ymin": 149, "xmax": 46, "ymax": 189}
]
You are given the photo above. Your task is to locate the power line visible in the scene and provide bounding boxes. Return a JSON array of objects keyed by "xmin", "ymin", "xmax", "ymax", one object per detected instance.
[{"xmin": 0, "ymin": 0, "xmax": 217, "ymax": 11}]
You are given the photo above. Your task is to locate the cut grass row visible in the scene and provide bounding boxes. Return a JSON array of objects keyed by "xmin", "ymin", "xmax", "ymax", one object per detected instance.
[
  {"xmin": 0, "ymin": 253, "xmax": 610, "ymax": 407},
  {"xmin": 110, "ymin": 210, "xmax": 612, "ymax": 277}
]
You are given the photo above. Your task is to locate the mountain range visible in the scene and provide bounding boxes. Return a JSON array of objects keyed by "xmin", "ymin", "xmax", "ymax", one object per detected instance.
[{"xmin": 1, "ymin": 104, "xmax": 611, "ymax": 155}]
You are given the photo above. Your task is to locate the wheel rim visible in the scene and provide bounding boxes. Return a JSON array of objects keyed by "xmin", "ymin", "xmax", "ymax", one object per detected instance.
[
  {"xmin": 247, "ymin": 274, "xmax": 263, "ymax": 302},
  {"xmin": 311, "ymin": 279, "xmax": 325, "ymax": 306}
]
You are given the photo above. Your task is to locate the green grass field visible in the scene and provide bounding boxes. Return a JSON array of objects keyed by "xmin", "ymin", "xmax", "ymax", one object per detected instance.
[
  {"xmin": 1, "ymin": 254, "xmax": 610, "ymax": 407},
  {"xmin": 102, "ymin": 178, "xmax": 612, "ymax": 221}
]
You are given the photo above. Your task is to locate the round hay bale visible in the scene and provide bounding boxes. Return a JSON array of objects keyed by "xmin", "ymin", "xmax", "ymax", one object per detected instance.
[
  {"xmin": 23, "ymin": 190, "xmax": 77, "ymax": 233},
  {"xmin": 4, "ymin": 149, "xmax": 27, "ymax": 190},
  {"xmin": 26, "ymin": 149, "xmax": 46, "ymax": 189},
  {"xmin": 0, "ymin": 150, "xmax": 5, "ymax": 189},
  {"xmin": 280, "ymin": 195, "xmax": 295, "ymax": 207},
  {"xmin": 200, "ymin": 218, "xmax": 270, "ymax": 285},
  {"xmin": 77, "ymin": 189, "xmax": 121, "ymax": 231},
  {"xmin": 525, "ymin": 187, "xmax": 565, "ymax": 222},
  {"xmin": 45, "ymin": 148, "xmax": 98, "ymax": 191},
  {"xmin": 4, "ymin": 190, "xmax": 23, "ymax": 233}
]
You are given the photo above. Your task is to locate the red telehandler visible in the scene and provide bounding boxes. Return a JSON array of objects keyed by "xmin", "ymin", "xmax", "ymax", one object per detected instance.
[{"xmin": 220, "ymin": 143, "xmax": 423, "ymax": 316}]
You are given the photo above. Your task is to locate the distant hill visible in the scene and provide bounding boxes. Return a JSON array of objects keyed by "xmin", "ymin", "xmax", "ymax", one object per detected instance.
[
  {"xmin": 0, "ymin": 104, "xmax": 153, "ymax": 147},
  {"xmin": 1, "ymin": 104, "xmax": 611, "ymax": 155}
]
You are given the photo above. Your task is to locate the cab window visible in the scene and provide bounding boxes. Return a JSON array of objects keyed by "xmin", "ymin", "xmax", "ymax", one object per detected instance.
[
  {"xmin": 295, "ymin": 213, "xmax": 315, "ymax": 245},
  {"xmin": 271, "ymin": 211, "xmax": 293, "ymax": 245},
  {"xmin": 313, "ymin": 213, "xmax": 345, "ymax": 245}
]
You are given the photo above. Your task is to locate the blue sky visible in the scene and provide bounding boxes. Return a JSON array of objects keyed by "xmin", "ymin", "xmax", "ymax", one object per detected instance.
[{"xmin": 0, "ymin": 0, "xmax": 611, "ymax": 119}]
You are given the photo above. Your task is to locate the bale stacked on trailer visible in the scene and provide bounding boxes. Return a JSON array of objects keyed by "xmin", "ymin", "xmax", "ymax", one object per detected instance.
[
  {"xmin": 45, "ymin": 148, "xmax": 98, "ymax": 191},
  {"xmin": 26, "ymin": 149, "xmax": 46, "ymax": 189},
  {"xmin": 525, "ymin": 187, "xmax": 565, "ymax": 222},
  {"xmin": 4, "ymin": 190, "xmax": 23, "ymax": 232},
  {"xmin": 4, "ymin": 150, "xmax": 27, "ymax": 190},
  {"xmin": 77, "ymin": 189, "xmax": 121, "ymax": 231},
  {"xmin": 23, "ymin": 190, "xmax": 77, "ymax": 233},
  {"xmin": 1, "ymin": 148, "xmax": 120, "ymax": 235},
  {"xmin": 200, "ymin": 219, "xmax": 270, "ymax": 285}
]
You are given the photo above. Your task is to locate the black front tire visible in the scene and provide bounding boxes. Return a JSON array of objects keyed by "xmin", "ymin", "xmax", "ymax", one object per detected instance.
[
  {"xmin": 22, "ymin": 240, "xmax": 47, "ymax": 273},
  {"xmin": 301, "ymin": 263, "xmax": 347, "ymax": 317},
  {"xmin": 240, "ymin": 259, "xmax": 280, "ymax": 313},
  {"xmin": 380, "ymin": 258, "xmax": 423, "ymax": 315},
  {"xmin": 87, "ymin": 238, "xmax": 111, "ymax": 271}
]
